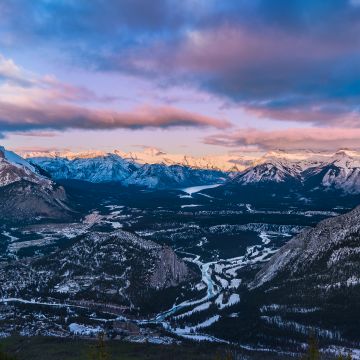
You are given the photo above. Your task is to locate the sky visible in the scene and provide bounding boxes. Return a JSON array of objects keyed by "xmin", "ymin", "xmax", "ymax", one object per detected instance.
[{"xmin": 1, "ymin": 0, "xmax": 360, "ymax": 156}]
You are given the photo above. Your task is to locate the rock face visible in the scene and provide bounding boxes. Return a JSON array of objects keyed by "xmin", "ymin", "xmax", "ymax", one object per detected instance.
[
  {"xmin": 0, "ymin": 180, "xmax": 69, "ymax": 222},
  {"xmin": 0, "ymin": 146, "xmax": 71, "ymax": 222},
  {"xmin": 0, "ymin": 230, "xmax": 194, "ymax": 309},
  {"xmin": 150, "ymin": 246, "xmax": 190, "ymax": 288}
]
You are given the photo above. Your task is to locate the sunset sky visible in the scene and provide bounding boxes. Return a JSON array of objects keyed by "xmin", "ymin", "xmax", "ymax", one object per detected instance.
[{"xmin": 2, "ymin": 0, "xmax": 360, "ymax": 156}]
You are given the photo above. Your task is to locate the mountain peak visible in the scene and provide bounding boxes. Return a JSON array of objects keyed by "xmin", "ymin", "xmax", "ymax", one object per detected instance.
[
  {"xmin": 333, "ymin": 149, "xmax": 359, "ymax": 159},
  {"xmin": 0, "ymin": 146, "xmax": 36, "ymax": 172}
]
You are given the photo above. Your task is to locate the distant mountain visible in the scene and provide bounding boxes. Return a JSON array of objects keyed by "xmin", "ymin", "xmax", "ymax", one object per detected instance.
[
  {"xmin": 30, "ymin": 154, "xmax": 139, "ymax": 183},
  {"xmin": 30, "ymin": 154, "xmax": 226, "ymax": 189},
  {"xmin": 26, "ymin": 148, "xmax": 360, "ymax": 192},
  {"xmin": 228, "ymin": 150, "xmax": 360, "ymax": 194},
  {"xmin": 0, "ymin": 146, "xmax": 71, "ymax": 222},
  {"xmin": 304, "ymin": 150, "xmax": 360, "ymax": 194},
  {"xmin": 123, "ymin": 163, "xmax": 225, "ymax": 189},
  {"xmin": 0, "ymin": 230, "xmax": 195, "ymax": 311},
  {"xmin": 230, "ymin": 158, "xmax": 303, "ymax": 185},
  {"xmin": 24, "ymin": 148, "xmax": 253, "ymax": 172}
]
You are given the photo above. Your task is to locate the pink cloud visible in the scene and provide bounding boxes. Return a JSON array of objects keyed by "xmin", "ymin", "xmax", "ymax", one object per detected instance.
[
  {"xmin": 0, "ymin": 101, "xmax": 229, "ymax": 134},
  {"xmin": 244, "ymin": 104, "xmax": 360, "ymax": 127},
  {"xmin": 12, "ymin": 131, "xmax": 58, "ymax": 137},
  {"xmin": 0, "ymin": 53, "xmax": 229, "ymax": 135},
  {"xmin": 113, "ymin": 23, "xmax": 360, "ymax": 126},
  {"xmin": 204, "ymin": 128, "xmax": 360, "ymax": 151}
]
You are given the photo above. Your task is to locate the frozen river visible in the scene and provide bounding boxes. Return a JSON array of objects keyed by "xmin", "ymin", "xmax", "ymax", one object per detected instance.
[{"xmin": 180, "ymin": 184, "xmax": 222, "ymax": 196}]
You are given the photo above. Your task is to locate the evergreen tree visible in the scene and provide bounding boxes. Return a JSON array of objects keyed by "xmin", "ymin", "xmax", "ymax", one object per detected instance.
[
  {"xmin": 302, "ymin": 334, "xmax": 321, "ymax": 360},
  {"xmin": 336, "ymin": 354, "xmax": 352, "ymax": 360},
  {"xmin": 88, "ymin": 332, "xmax": 110, "ymax": 360},
  {"xmin": 0, "ymin": 344, "xmax": 17, "ymax": 360}
]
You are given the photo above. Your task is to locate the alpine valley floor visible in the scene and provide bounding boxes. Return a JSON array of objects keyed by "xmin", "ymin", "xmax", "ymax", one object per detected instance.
[{"xmin": 1, "ymin": 178, "xmax": 360, "ymax": 358}]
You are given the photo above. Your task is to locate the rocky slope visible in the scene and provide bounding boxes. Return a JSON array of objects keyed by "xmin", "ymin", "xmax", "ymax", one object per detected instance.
[
  {"xmin": 0, "ymin": 147, "xmax": 71, "ymax": 222},
  {"xmin": 252, "ymin": 205, "xmax": 360, "ymax": 289},
  {"xmin": 0, "ymin": 230, "xmax": 195, "ymax": 310},
  {"xmin": 246, "ymin": 206, "xmax": 360, "ymax": 344}
]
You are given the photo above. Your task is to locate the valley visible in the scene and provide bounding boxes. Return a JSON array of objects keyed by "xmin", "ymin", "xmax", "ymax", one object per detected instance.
[{"xmin": 0, "ymin": 147, "xmax": 360, "ymax": 358}]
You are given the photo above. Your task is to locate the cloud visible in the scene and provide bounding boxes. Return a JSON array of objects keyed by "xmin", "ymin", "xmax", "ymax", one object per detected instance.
[
  {"xmin": 0, "ymin": 101, "xmax": 229, "ymax": 136},
  {"xmin": 11, "ymin": 131, "xmax": 58, "ymax": 137},
  {"xmin": 132, "ymin": 145, "xmax": 167, "ymax": 156},
  {"xmin": 0, "ymin": 53, "xmax": 228, "ymax": 137},
  {"xmin": 3, "ymin": 1, "xmax": 360, "ymax": 126},
  {"xmin": 0, "ymin": 53, "xmax": 37, "ymax": 86},
  {"xmin": 114, "ymin": 21, "xmax": 360, "ymax": 125},
  {"xmin": 11, "ymin": 146, "xmax": 72, "ymax": 156},
  {"xmin": 0, "ymin": 53, "xmax": 116, "ymax": 104},
  {"xmin": 0, "ymin": 0, "xmax": 190, "ymax": 44},
  {"xmin": 70, "ymin": 1, "xmax": 360, "ymax": 126},
  {"xmin": 204, "ymin": 128, "xmax": 360, "ymax": 151}
]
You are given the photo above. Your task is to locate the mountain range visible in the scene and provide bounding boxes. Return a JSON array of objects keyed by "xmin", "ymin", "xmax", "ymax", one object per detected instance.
[
  {"xmin": 29, "ymin": 153, "xmax": 226, "ymax": 189},
  {"xmin": 2, "ymin": 145, "xmax": 360, "ymax": 225},
  {"xmin": 231, "ymin": 150, "xmax": 360, "ymax": 194},
  {"xmin": 0, "ymin": 145, "xmax": 359, "ymax": 354},
  {"xmin": 27, "ymin": 148, "xmax": 360, "ymax": 194},
  {"xmin": 23, "ymin": 147, "xmax": 251, "ymax": 172}
]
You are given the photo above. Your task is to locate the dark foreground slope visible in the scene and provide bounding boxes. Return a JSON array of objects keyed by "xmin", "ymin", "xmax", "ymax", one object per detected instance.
[
  {"xmin": 251, "ymin": 205, "xmax": 360, "ymax": 341},
  {"xmin": 1, "ymin": 336, "xmax": 340, "ymax": 360}
]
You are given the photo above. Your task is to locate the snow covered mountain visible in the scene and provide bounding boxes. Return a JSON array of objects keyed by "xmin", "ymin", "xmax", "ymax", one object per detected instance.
[
  {"xmin": 30, "ymin": 154, "xmax": 138, "ymax": 183},
  {"xmin": 229, "ymin": 149, "xmax": 360, "ymax": 194},
  {"xmin": 0, "ymin": 146, "xmax": 71, "ymax": 222},
  {"xmin": 24, "ymin": 147, "xmax": 253, "ymax": 172},
  {"xmin": 230, "ymin": 158, "xmax": 303, "ymax": 185},
  {"xmin": 29, "ymin": 153, "xmax": 226, "ymax": 189},
  {"xmin": 30, "ymin": 153, "xmax": 139, "ymax": 183},
  {"xmin": 123, "ymin": 163, "xmax": 225, "ymax": 189},
  {"xmin": 0, "ymin": 146, "xmax": 46, "ymax": 187},
  {"xmin": 252, "ymin": 204, "xmax": 360, "ymax": 289},
  {"xmin": 25, "ymin": 148, "xmax": 360, "ymax": 192},
  {"xmin": 304, "ymin": 150, "xmax": 360, "ymax": 194}
]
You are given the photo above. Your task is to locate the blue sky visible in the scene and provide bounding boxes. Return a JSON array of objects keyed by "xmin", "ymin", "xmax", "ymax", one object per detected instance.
[{"xmin": 1, "ymin": 0, "xmax": 360, "ymax": 154}]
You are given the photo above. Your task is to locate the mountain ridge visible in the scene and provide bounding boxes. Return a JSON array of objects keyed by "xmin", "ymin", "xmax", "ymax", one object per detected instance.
[{"xmin": 0, "ymin": 147, "xmax": 72, "ymax": 222}]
